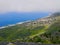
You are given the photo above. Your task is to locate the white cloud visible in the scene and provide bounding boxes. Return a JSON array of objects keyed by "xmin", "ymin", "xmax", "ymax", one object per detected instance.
[{"xmin": 0, "ymin": 0, "xmax": 60, "ymax": 13}]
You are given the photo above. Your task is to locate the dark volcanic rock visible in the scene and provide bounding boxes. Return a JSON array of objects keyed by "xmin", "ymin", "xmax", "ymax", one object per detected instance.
[
  {"xmin": 0, "ymin": 42, "xmax": 60, "ymax": 45},
  {"xmin": 0, "ymin": 42, "xmax": 8, "ymax": 45}
]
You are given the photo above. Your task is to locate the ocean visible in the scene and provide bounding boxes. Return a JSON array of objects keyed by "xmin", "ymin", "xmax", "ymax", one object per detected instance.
[{"xmin": 0, "ymin": 12, "xmax": 49, "ymax": 27}]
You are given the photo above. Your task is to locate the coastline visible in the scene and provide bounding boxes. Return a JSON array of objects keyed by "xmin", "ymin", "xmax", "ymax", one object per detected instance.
[
  {"xmin": 0, "ymin": 15, "xmax": 50, "ymax": 29},
  {"xmin": 0, "ymin": 20, "xmax": 31, "ymax": 29}
]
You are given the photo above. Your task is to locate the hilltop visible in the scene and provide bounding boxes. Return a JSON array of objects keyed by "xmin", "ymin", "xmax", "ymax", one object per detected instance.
[{"xmin": 0, "ymin": 12, "xmax": 60, "ymax": 44}]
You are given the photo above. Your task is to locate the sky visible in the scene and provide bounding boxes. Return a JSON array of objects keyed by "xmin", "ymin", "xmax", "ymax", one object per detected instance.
[{"xmin": 0, "ymin": 0, "xmax": 60, "ymax": 13}]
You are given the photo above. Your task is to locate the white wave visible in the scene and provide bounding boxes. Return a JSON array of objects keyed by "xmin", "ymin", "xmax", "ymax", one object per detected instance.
[{"xmin": 0, "ymin": 20, "xmax": 31, "ymax": 29}]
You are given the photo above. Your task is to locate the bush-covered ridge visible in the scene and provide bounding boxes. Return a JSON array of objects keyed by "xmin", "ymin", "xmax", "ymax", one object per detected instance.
[{"xmin": 0, "ymin": 12, "xmax": 60, "ymax": 44}]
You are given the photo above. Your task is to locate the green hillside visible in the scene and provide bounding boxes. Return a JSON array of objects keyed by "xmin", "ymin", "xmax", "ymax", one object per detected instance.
[{"xmin": 0, "ymin": 13, "xmax": 60, "ymax": 44}]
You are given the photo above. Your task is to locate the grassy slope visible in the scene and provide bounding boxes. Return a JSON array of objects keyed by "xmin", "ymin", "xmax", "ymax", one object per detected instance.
[
  {"xmin": 0, "ymin": 24, "xmax": 45, "ymax": 42},
  {"xmin": 27, "ymin": 17, "xmax": 60, "ymax": 44}
]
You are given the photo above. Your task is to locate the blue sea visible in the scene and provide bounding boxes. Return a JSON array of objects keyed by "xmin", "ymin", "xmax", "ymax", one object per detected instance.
[{"xmin": 0, "ymin": 12, "xmax": 50, "ymax": 27}]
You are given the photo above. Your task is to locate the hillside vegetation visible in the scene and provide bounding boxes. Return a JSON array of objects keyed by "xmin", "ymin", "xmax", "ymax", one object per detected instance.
[{"xmin": 0, "ymin": 12, "xmax": 60, "ymax": 44}]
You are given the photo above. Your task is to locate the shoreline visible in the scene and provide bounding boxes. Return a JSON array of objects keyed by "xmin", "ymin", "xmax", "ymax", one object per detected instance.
[
  {"xmin": 0, "ymin": 15, "xmax": 50, "ymax": 29},
  {"xmin": 0, "ymin": 20, "xmax": 31, "ymax": 29}
]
